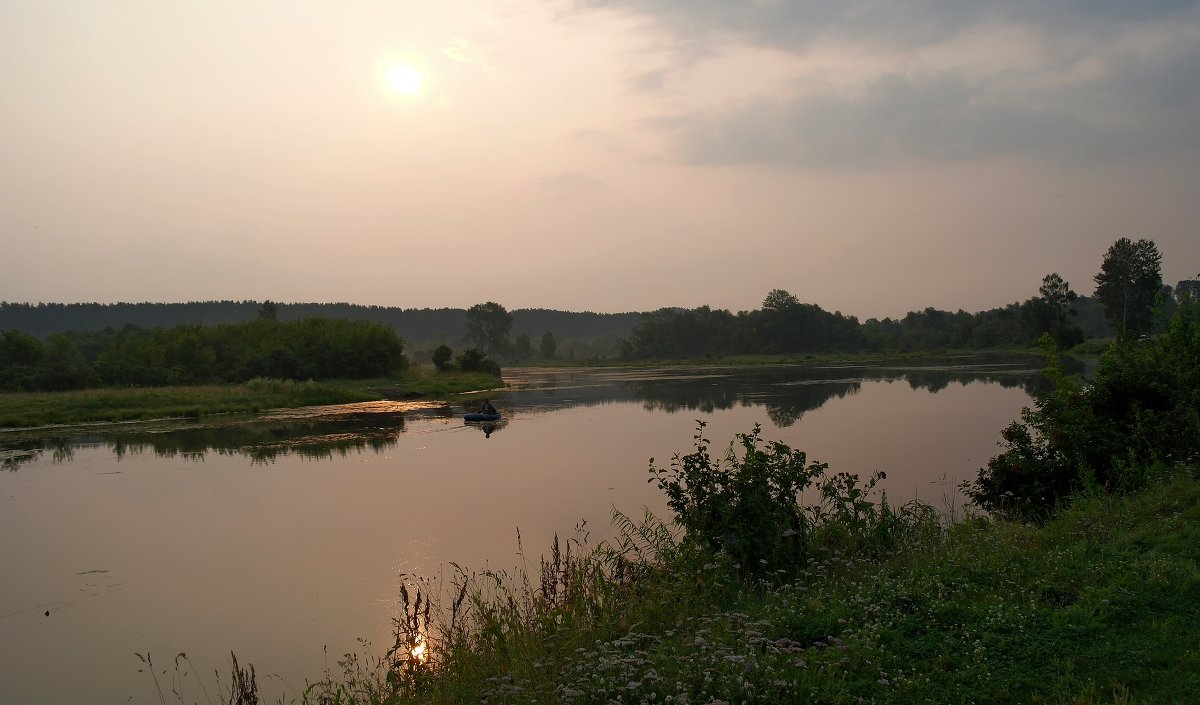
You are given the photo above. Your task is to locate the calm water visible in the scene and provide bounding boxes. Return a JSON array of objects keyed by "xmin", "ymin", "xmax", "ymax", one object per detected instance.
[{"xmin": 0, "ymin": 359, "xmax": 1050, "ymax": 703}]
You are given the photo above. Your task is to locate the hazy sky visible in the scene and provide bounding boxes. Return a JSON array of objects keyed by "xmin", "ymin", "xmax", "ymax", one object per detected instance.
[{"xmin": 3, "ymin": 1, "xmax": 1198, "ymax": 319}]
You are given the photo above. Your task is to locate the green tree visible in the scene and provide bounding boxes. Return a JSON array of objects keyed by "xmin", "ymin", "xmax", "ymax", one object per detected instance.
[
  {"xmin": 0, "ymin": 330, "xmax": 45, "ymax": 390},
  {"xmin": 540, "ymin": 331, "xmax": 557, "ymax": 360},
  {"xmin": 432, "ymin": 344, "xmax": 453, "ymax": 371},
  {"xmin": 465, "ymin": 302, "xmax": 512, "ymax": 358},
  {"xmin": 0, "ymin": 330, "xmax": 44, "ymax": 366},
  {"xmin": 1094, "ymin": 238, "xmax": 1163, "ymax": 338},
  {"xmin": 36, "ymin": 334, "xmax": 98, "ymax": 390}
]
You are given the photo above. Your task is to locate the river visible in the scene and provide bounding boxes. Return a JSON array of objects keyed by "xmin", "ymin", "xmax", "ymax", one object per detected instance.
[{"xmin": 0, "ymin": 358, "xmax": 1051, "ymax": 703}]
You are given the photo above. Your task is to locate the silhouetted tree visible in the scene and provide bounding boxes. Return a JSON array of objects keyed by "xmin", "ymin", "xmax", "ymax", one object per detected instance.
[
  {"xmin": 1023, "ymin": 273, "xmax": 1082, "ymax": 349},
  {"xmin": 465, "ymin": 302, "xmax": 512, "ymax": 358},
  {"xmin": 1177, "ymin": 278, "xmax": 1200, "ymax": 302},
  {"xmin": 540, "ymin": 331, "xmax": 557, "ymax": 360},
  {"xmin": 1094, "ymin": 238, "xmax": 1162, "ymax": 338},
  {"xmin": 762, "ymin": 288, "xmax": 800, "ymax": 312},
  {"xmin": 258, "ymin": 300, "xmax": 278, "ymax": 321}
]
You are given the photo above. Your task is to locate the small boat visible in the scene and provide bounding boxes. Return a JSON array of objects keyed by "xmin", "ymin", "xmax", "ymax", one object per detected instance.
[{"xmin": 463, "ymin": 412, "xmax": 501, "ymax": 422}]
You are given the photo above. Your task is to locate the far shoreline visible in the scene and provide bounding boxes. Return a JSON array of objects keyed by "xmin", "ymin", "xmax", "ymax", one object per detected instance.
[{"xmin": 2, "ymin": 346, "xmax": 1105, "ymax": 431}]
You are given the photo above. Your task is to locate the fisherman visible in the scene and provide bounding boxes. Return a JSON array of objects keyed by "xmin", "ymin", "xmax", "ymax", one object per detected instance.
[{"xmin": 481, "ymin": 399, "xmax": 498, "ymax": 415}]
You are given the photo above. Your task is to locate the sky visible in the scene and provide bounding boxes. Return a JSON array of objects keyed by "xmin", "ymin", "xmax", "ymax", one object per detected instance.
[{"xmin": 2, "ymin": 0, "xmax": 1198, "ymax": 320}]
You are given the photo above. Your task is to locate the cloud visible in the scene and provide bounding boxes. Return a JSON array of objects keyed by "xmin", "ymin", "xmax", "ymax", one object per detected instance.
[
  {"xmin": 657, "ymin": 56, "xmax": 1200, "ymax": 167},
  {"xmin": 577, "ymin": 0, "xmax": 1198, "ymax": 51},
  {"xmin": 573, "ymin": 0, "xmax": 1200, "ymax": 168}
]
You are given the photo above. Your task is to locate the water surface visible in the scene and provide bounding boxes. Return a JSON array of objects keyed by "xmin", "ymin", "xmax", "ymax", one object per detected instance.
[{"xmin": 0, "ymin": 358, "xmax": 1047, "ymax": 703}]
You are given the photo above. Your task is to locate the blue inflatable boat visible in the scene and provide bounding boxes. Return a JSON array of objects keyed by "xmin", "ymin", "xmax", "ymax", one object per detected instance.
[{"xmin": 463, "ymin": 412, "xmax": 501, "ymax": 422}]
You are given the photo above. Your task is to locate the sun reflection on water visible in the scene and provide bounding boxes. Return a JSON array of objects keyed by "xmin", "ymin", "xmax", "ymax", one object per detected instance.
[{"xmin": 409, "ymin": 633, "xmax": 428, "ymax": 663}]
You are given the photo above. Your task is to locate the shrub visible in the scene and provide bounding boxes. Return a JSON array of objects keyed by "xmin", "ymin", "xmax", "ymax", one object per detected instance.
[
  {"xmin": 650, "ymin": 422, "xmax": 935, "ymax": 575},
  {"xmin": 968, "ymin": 301, "xmax": 1200, "ymax": 520},
  {"xmin": 455, "ymin": 348, "xmax": 501, "ymax": 376}
]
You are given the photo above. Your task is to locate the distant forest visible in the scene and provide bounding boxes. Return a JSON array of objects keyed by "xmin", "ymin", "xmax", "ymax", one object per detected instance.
[
  {"xmin": 620, "ymin": 290, "xmax": 1121, "ymax": 359},
  {"xmin": 4, "ymin": 239, "xmax": 1192, "ymax": 393},
  {"xmin": 1, "ymin": 293, "xmax": 1118, "ymax": 361},
  {"xmin": 0, "ymin": 302, "xmax": 641, "ymax": 361}
]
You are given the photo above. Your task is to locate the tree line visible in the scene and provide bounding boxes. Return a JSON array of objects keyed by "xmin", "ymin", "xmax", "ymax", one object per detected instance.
[
  {"xmin": 0, "ymin": 316, "xmax": 406, "ymax": 392},
  {"xmin": 2, "ymin": 238, "xmax": 1192, "ymax": 390},
  {"xmin": 621, "ymin": 238, "xmax": 1189, "ymax": 360},
  {"xmin": 0, "ymin": 300, "xmax": 641, "ymax": 353}
]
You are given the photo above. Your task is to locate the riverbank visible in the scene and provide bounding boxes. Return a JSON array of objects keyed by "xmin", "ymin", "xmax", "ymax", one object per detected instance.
[
  {"xmin": 515, "ymin": 348, "xmax": 1051, "ymax": 369},
  {"xmin": 306, "ymin": 466, "xmax": 1200, "ymax": 704},
  {"xmin": 0, "ymin": 369, "xmax": 504, "ymax": 428}
]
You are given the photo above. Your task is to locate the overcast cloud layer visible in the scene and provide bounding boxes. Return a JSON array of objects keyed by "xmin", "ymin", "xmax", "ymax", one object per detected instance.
[{"xmin": 582, "ymin": 0, "xmax": 1200, "ymax": 167}]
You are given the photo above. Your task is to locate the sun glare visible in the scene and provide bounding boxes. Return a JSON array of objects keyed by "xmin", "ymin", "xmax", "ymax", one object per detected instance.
[
  {"xmin": 410, "ymin": 634, "xmax": 428, "ymax": 662},
  {"xmin": 387, "ymin": 63, "xmax": 424, "ymax": 95}
]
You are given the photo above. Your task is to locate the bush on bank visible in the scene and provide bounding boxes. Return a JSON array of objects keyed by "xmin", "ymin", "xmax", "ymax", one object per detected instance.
[{"xmin": 968, "ymin": 299, "xmax": 1199, "ymax": 520}]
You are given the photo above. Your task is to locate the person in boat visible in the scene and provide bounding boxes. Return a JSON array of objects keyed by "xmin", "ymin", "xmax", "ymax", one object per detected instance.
[{"xmin": 481, "ymin": 399, "xmax": 498, "ymax": 416}]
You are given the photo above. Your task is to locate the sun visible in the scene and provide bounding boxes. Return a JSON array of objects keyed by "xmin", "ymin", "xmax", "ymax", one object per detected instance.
[{"xmin": 387, "ymin": 63, "xmax": 424, "ymax": 96}]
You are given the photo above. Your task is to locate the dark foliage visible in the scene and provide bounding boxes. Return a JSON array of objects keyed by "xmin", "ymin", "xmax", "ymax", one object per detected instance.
[
  {"xmin": 454, "ymin": 348, "xmax": 501, "ymax": 377},
  {"xmin": 0, "ymin": 301, "xmax": 643, "ymax": 362},
  {"xmin": 622, "ymin": 280, "xmax": 1091, "ymax": 360},
  {"xmin": 651, "ymin": 423, "xmax": 827, "ymax": 573},
  {"xmin": 651, "ymin": 422, "xmax": 933, "ymax": 575},
  {"xmin": 465, "ymin": 302, "xmax": 513, "ymax": 359},
  {"xmin": 1094, "ymin": 237, "xmax": 1163, "ymax": 338},
  {"xmin": 968, "ymin": 300, "xmax": 1200, "ymax": 520},
  {"xmin": 432, "ymin": 344, "xmax": 454, "ymax": 371},
  {"xmin": 0, "ymin": 318, "xmax": 408, "ymax": 392}
]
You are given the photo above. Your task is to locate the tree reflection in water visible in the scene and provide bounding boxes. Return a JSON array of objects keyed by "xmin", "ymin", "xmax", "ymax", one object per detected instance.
[{"xmin": 3, "ymin": 354, "xmax": 1077, "ymax": 468}]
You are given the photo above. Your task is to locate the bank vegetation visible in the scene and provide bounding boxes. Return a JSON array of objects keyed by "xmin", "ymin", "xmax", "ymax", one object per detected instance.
[{"xmin": 286, "ymin": 299, "xmax": 1198, "ymax": 705}]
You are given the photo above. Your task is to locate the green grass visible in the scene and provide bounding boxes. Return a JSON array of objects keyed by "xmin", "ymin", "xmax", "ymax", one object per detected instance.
[
  {"xmin": 304, "ymin": 469, "xmax": 1200, "ymax": 705},
  {"xmin": 0, "ymin": 368, "xmax": 505, "ymax": 428}
]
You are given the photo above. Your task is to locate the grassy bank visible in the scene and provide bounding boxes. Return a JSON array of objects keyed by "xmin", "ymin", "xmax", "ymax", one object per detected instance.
[
  {"xmin": 304, "ymin": 467, "xmax": 1199, "ymax": 705},
  {"xmin": 0, "ymin": 369, "xmax": 504, "ymax": 428}
]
